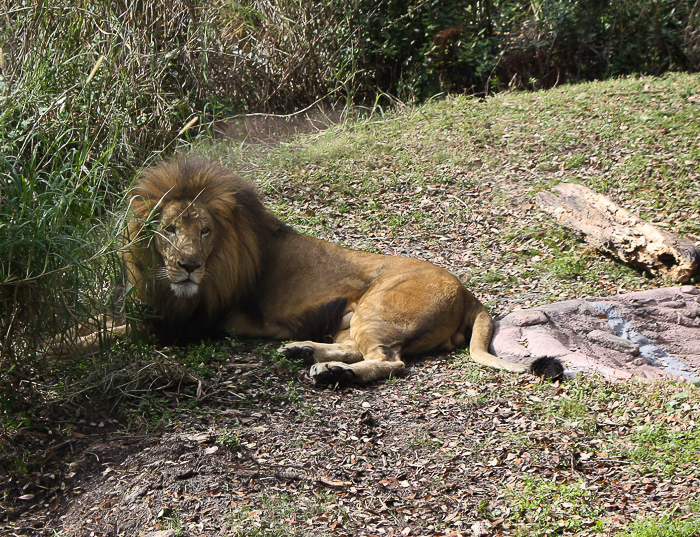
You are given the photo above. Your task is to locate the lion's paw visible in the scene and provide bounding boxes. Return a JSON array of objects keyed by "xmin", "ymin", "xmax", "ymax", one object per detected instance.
[
  {"xmin": 310, "ymin": 362, "xmax": 356, "ymax": 386},
  {"xmin": 278, "ymin": 343, "xmax": 315, "ymax": 364}
]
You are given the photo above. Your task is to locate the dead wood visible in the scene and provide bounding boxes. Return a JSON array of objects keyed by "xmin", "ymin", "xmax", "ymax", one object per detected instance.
[{"xmin": 536, "ymin": 182, "xmax": 700, "ymax": 283}]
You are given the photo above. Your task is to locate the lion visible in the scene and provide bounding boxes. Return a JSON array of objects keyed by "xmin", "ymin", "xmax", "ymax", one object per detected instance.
[{"xmin": 74, "ymin": 157, "xmax": 563, "ymax": 385}]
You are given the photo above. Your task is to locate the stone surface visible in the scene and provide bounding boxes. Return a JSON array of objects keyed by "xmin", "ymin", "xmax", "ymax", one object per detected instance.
[
  {"xmin": 491, "ymin": 286, "xmax": 700, "ymax": 381},
  {"xmin": 510, "ymin": 310, "xmax": 549, "ymax": 327},
  {"xmin": 586, "ymin": 330, "xmax": 639, "ymax": 355}
]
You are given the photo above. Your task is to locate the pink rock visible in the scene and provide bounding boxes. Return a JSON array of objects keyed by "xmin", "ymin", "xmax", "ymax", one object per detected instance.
[
  {"xmin": 490, "ymin": 327, "xmax": 529, "ymax": 358},
  {"xmin": 524, "ymin": 328, "xmax": 570, "ymax": 358},
  {"xmin": 511, "ymin": 310, "xmax": 548, "ymax": 327},
  {"xmin": 586, "ymin": 330, "xmax": 639, "ymax": 355},
  {"xmin": 491, "ymin": 286, "xmax": 700, "ymax": 382}
]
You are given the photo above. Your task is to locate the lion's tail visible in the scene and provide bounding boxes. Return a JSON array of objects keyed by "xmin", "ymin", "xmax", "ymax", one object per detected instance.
[{"xmin": 466, "ymin": 302, "xmax": 564, "ymax": 379}]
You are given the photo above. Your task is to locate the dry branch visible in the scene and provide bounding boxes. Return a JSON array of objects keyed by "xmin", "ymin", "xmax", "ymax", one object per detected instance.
[{"xmin": 536, "ymin": 183, "xmax": 700, "ymax": 283}]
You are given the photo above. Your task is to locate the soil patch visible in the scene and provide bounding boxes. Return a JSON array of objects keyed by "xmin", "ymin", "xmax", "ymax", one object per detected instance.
[{"xmin": 3, "ymin": 348, "xmax": 698, "ymax": 536}]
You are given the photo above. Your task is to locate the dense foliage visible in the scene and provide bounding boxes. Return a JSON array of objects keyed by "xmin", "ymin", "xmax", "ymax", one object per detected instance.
[{"xmin": 340, "ymin": 0, "xmax": 700, "ymax": 98}]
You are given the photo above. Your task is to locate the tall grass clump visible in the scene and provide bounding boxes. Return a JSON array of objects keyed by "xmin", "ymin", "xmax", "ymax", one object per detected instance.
[{"xmin": 0, "ymin": 1, "xmax": 221, "ymax": 417}]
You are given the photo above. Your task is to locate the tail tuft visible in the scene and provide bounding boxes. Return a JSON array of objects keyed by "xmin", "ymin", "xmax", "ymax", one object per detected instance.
[{"xmin": 529, "ymin": 357, "xmax": 564, "ymax": 380}]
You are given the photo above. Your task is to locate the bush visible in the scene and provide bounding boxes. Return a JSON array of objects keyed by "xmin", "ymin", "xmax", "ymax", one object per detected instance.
[
  {"xmin": 337, "ymin": 0, "xmax": 700, "ymax": 98},
  {"xmin": 495, "ymin": 0, "xmax": 700, "ymax": 91},
  {"xmin": 335, "ymin": 0, "xmax": 500, "ymax": 100}
]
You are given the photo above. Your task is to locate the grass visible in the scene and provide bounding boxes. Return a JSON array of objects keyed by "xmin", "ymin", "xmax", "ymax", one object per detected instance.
[
  {"xmin": 626, "ymin": 422, "xmax": 700, "ymax": 476},
  {"xmin": 171, "ymin": 340, "xmax": 233, "ymax": 377},
  {"xmin": 443, "ymin": 369, "xmax": 700, "ymax": 535},
  {"xmin": 0, "ymin": 2, "xmax": 226, "ymax": 415},
  {"xmin": 225, "ymin": 491, "xmax": 344, "ymax": 537},
  {"xmin": 619, "ymin": 510, "xmax": 700, "ymax": 537},
  {"xmin": 216, "ymin": 427, "xmax": 242, "ymax": 450},
  {"xmin": 505, "ymin": 476, "xmax": 607, "ymax": 535}
]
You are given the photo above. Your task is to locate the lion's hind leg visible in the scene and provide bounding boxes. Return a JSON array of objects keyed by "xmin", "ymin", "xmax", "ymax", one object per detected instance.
[
  {"xmin": 279, "ymin": 330, "xmax": 406, "ymax": 386},
  {"xmin": 278, "ymin": 339, "xmax": 367, "ymax": 385},
  {"xmin": 308, "ymin": 344, "xmax": 405, "ymax": 386}
]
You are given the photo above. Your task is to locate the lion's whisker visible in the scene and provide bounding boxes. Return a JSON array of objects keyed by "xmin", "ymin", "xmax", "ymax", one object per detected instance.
[{"xmin": 155, "ymin": 267, "xmax": 169, "ymax": 281}]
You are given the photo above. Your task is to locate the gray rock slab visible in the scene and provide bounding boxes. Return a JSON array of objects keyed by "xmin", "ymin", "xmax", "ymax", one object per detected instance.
[{"xmin": 490, "ymin": 286, "xmax": 700, "ymax": 382}]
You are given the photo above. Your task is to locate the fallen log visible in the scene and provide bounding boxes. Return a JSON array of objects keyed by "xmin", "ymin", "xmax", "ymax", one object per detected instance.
[{"xmin": 536, "ymin": 182, "xmax": 700, "ymax": 283}]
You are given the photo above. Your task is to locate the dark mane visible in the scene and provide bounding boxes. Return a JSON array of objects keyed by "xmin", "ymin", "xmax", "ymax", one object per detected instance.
[{"xmin": 131, "ymin": 157, "xmax": 265, "ymax": 226}]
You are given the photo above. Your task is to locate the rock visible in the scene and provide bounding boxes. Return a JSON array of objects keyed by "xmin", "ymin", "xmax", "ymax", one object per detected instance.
[
  {"xmin": 490, "ymin": 326, "xmax": 530, "ymax": 358},
  {"xmin": 661, "ymin": 300, "xmax": 686, "ymax": 309},
  {"xmin": 586, "ymin": 330, "xmax": 639, "ymax": 355},
  {"xmin": 511, "ymin": 309, "xmax": 548, "ymax": 327},
  {"xmin": 492, "ymin": 286, "xmax": 700, "ymax": 381},
  {"xmin": 523, "ymin": 328, "xmax": 570, "ymax": 358}
]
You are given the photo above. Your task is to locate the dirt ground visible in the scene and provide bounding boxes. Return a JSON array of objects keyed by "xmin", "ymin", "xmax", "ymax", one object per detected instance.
[{"xmin": 2, "ymin": 339, "xmax": 698, "ymax": 537}]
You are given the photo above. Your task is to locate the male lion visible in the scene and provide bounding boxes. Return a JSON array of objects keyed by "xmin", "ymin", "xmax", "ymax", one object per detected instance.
[{"xmin": 113, "ymin": 157, "xmax": 561, "ymax": 385}]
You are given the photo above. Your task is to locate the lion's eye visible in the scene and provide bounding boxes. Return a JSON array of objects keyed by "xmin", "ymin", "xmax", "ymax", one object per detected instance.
[
  {"xmin": 164, "ymin": 224, "xmax": 176, "ymax": 234},
  {"xmin": 201, "ymin": 228, "xmax": 211, "ymax": 237}
]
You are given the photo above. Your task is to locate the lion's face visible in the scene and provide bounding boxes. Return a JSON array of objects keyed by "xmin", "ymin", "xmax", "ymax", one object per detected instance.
[{"xmin": 155, "ymin": 200, "xmax": 215, "ymax": 298}]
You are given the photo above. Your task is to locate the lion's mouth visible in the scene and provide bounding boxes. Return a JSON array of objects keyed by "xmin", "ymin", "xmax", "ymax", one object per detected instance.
[{"xmin": 170, "ymin": 279, "xmax": 200, "ymax": 298}]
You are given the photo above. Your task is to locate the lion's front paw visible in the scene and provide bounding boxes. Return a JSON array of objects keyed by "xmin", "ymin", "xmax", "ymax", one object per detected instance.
[
  {"xmin": 310, "ymin": 362, "xmax": 356, "ymax": 386},
  {"xmin": 278, "ymin": 342, "xmax": 316, "ymax": 364}
]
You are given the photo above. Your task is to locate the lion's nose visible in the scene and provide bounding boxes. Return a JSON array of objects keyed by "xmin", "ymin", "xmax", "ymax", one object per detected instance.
[{"xmin": 178, "ymin": 261, "xmax": 202, "ymax": 274}]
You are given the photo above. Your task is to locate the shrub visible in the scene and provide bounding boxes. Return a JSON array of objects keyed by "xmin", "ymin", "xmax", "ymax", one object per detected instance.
[
  {"xmin": 335, "ymin": 0, "xmax": 700, "ymax": 97},
  {"xmin": 495, "ymin": 0, "xmax": 700, "ymax": 91}
]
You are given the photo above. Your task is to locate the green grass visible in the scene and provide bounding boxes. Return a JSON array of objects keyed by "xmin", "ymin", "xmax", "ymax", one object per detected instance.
[
  {"xmin": 216, "ymin": 427, "xmax": 242, "ymax": 451},
  {"xmin": 225, "ymin": 491, "xmax": 343, "ymax": 537},
  {"xmin": 470, "ymin": 373, "xmax": 700, "ymax": 535},
  {"xmin": 217, "ymin": 73, "xmax": 699, "ymax": 316},
  {"xmin": 505, "ymin": 476, "xmax": 607, "ymax": 535},
  {"xmin": 619, "ymin": 510, "xmax": 700, "ymax": 537},
  {"xmin": 627, "ymin": 424, "xmax": 700, "ymax": 476},
  {"xmin": 172, "ymin": 340, "xmax": 233, "ymax": 378}
]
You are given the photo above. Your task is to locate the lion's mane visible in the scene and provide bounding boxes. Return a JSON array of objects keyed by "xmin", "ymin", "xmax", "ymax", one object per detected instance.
[{"xmin": 125, "ymin": 157, "xmax": 284, "ymax": 339}]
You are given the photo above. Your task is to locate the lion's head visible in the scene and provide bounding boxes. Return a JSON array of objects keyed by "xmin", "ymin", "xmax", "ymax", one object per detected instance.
[
  {"xmin": 125, "ymin": 157, "xmax": 283, "ymax": 328},
  {"xmin": 153, "ymin": 198, "xmax": 215, "ymax": 298}
]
